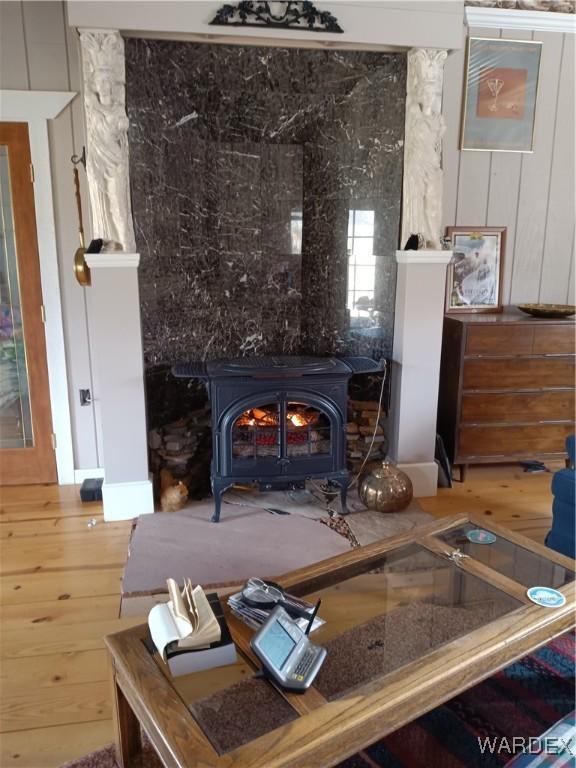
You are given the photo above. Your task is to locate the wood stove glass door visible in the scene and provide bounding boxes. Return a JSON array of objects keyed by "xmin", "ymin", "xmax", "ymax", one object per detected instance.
[
  {"xmin": 229, "ymin": 396, "xmax": 335, "ymax": 477},
  {"xmin": 286, "ymin": 401, "xmax": 331, "ymax": 458},
  {"xmin": 232, "ymin": 401, "xmax": 281, "ymax": 464}
]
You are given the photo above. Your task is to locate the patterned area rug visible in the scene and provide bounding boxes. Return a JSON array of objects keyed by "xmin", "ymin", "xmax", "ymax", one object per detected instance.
[{"xmin": 62, "ymin": 632, "xmax": 574, "ymax": 768}]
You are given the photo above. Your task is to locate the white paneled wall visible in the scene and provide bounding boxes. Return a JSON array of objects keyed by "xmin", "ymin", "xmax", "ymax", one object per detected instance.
[
  {"xmin": 442, "ymin": 26, "xmax": 575, "ymax": 305},
  {"xmin": 0, "ymin": 0, "xmax": 100, "ymax": 470}
]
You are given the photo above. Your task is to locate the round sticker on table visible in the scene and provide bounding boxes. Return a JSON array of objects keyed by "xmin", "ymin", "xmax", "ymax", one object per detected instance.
[
  {"xmin": 526, "ymin": 587, "xmax": 566, "ymax": 608},
  {"xmin": 466, "ymin": 529, "xmax": 497, "ymax": 545}
]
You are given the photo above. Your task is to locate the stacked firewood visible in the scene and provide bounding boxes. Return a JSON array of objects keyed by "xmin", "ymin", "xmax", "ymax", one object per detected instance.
[
  {"xmin": 346, "ymin": 398, "xmax": 387, "ymax": 474},
  {"xmin": 148, "ymin": 405, "xmax": 212, "ymax": 499}
]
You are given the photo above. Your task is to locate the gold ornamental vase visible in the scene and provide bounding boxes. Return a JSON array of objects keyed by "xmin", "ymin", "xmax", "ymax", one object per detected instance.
[{"xmin": 359, "ymin": 460, "xmax": 413, "ymax": 513}]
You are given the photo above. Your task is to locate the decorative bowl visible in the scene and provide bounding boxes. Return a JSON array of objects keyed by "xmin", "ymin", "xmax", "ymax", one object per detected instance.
[
  {"xmin": 358, "ymin": 460, "xmax": 413, "ymax": 513},
  {"xmin": 516, "ymin": 303, "xmax": 575, "ymax": 319}
]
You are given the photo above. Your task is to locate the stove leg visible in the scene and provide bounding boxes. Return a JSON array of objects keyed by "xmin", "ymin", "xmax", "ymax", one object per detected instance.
[
  {"xmin": 211, "ymin": 480, "xmax": 225, "ymax": 523},
  {"xmin": 338, "ymin": 480, "xmax": 348, "ymax": 516},
  {"xmin": 328, "ymin": 477, "xmax": 348, "ymax": 515}
]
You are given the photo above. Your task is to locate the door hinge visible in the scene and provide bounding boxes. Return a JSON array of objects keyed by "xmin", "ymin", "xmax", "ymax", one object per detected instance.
[
  {"xmin": 30, "ymin": 163, "xmax": 35, "ymax": 183},
  {"xmin": 40, "ymin": 305, "xmax": 46, "ymax": 323},
  {"xmin": 51, "ymin": 433, "xmax": 57, "ymax": 450}
]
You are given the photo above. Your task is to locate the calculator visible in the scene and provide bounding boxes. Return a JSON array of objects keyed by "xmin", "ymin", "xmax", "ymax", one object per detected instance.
[{"xmin": 250, "ymin": 605, "xmax": 327, "ymax": 691}]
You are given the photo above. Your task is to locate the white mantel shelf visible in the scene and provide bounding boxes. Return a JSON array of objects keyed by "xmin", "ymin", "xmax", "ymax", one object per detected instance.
[
  {"xmin": 85, "ymin": 252, "xmax": 141, "ymax": 268},
  {"xmin": 396, "ymin": 250, "xmax": 453, "ymax": 264},
  {"xmin": 68, "ymin": 1, "xmax": 465, "ymax": 51}
]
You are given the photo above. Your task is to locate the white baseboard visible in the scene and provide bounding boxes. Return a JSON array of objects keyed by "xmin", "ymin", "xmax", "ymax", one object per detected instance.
[
  {"xmin": 102, "ymin": 478, "xmax": 155, "ymax": 521},
  {"xmin": 74, "ymin": 467, "xmax": 105, "ymax": 484},
  {"xmin": 397, "ymin": 461, "xmax": 438, "ymax": 498}
]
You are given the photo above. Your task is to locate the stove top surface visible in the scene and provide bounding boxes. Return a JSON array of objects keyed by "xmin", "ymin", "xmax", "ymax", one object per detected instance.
[
  {"xmin": 172, "ymin": 356, "xmax": 382, "ymax": 379},
  {"xmin": 206, "ymin": 356, "xmax": 350, "ymax": 377}
]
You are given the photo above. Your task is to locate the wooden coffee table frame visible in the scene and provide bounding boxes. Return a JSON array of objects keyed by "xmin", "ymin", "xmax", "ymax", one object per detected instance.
[{"xmin": 105, "ymin": 513, "xmax": 575, "ymax": 768}]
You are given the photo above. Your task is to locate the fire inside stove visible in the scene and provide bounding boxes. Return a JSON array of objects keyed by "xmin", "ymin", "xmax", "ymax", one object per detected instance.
[{"xmin": 232, "ymin": 402, "xmax": 331, "ymax": 458}]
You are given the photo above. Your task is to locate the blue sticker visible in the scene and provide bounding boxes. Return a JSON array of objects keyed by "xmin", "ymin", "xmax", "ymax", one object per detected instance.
[
  {"xmin": 526, "ymin": 586, "xmax": 566, "ymax": 608},
  {"xmin": 466, "ymin": 529, "xmax": 497, "ymax": 545}
]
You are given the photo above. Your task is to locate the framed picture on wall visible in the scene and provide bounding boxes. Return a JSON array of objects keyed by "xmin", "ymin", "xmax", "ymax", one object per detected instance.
[
  {"xmin": 460, "ymin": 38, "xmax": 542, "ymax": 152},
  {"xmin": 445, "ymin": 227, "xmax": 506, "ymax": 314}
]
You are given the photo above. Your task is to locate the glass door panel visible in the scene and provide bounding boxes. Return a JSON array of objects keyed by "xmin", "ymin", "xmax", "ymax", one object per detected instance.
[
  {"xmin": 232, "ymin": 402, "xmax": 281, "ymax": 459},
  {"xmin": 286, "ymin": 400, "xmax": 331, "ymax": 457},
  {"xmin": 0, "ymin": 144, "xmax": 33, "ymax": 449},
  {"xmin": 0, "ymin": 122, "xmax": 56, "ymax": 484}
]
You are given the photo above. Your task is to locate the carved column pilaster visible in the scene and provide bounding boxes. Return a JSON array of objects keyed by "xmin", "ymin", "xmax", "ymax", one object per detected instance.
[
  {"xmin": 78, "ymin": 29, "xmax": 136, "ymax": 252},
  {"xmin": 401, "ymin": 48, "xmax": 448, "ymax": 250}
]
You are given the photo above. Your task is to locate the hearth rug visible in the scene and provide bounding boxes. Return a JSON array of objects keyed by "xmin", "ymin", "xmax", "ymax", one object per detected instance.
[
  {"xmin": 121, "ymin": 484, "xmax": 433, "ymax": 614},
  {"xmin": 60, "ymin": 631, "xmax": 575, "ymax": 768},
  {"xmin": 121, "ymin": 499, "xmax": 351, "ymax": 615}
]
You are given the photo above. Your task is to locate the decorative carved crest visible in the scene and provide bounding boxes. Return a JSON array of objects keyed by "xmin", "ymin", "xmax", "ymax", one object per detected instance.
[{"xmin": 210, "ymin": 1, "xmax": 344, "ymax": 33}]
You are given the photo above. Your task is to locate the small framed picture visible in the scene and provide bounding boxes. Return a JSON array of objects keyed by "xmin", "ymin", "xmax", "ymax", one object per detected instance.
[
  {"xmin": 461, "ymin": 38, "xmax": 542, "ymax": 152},
  {"xmin": 445, "ymin": 227, "xmax": 506, "ymax": 314}
]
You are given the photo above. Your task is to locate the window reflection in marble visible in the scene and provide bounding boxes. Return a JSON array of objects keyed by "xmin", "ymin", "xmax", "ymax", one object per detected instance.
[
  {"xmin": 290, "ymin": 210, "xmax": 302, "ymax": 255},
  {"xmin": 347, "ymin": 209, "xmax": 376, "ymax": 320}
]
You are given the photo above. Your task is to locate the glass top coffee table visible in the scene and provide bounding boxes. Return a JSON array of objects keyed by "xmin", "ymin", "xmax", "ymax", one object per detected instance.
[{"xmin": 106, "ymin": 512, "xmax": 575, "ymax": 768}]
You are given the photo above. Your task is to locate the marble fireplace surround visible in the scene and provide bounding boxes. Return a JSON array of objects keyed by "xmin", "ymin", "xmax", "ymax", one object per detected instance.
[
  {"xmin": 75, "ymin": 20, "xmax": 454, "ymax": 519},
  {"xmin": 127, "ymin": 40, "xmax": 407, "ymax": 381}
]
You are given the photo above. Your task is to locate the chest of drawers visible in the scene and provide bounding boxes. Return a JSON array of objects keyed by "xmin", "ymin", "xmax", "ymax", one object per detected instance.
[{"xmin": 437, "ymin": 308, "xmax": 575, "ymax": 481}]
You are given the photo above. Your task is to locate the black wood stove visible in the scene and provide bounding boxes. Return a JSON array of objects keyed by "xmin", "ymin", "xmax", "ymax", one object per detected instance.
[{"xmin": 172, "ymin": 356, "xmax": 381, "ymax": 521}]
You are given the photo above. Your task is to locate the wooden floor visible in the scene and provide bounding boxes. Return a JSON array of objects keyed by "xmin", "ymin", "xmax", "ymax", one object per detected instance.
[{"xmin": 0, "ymin": 464, "xmax": 562, "ymax": 768}]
